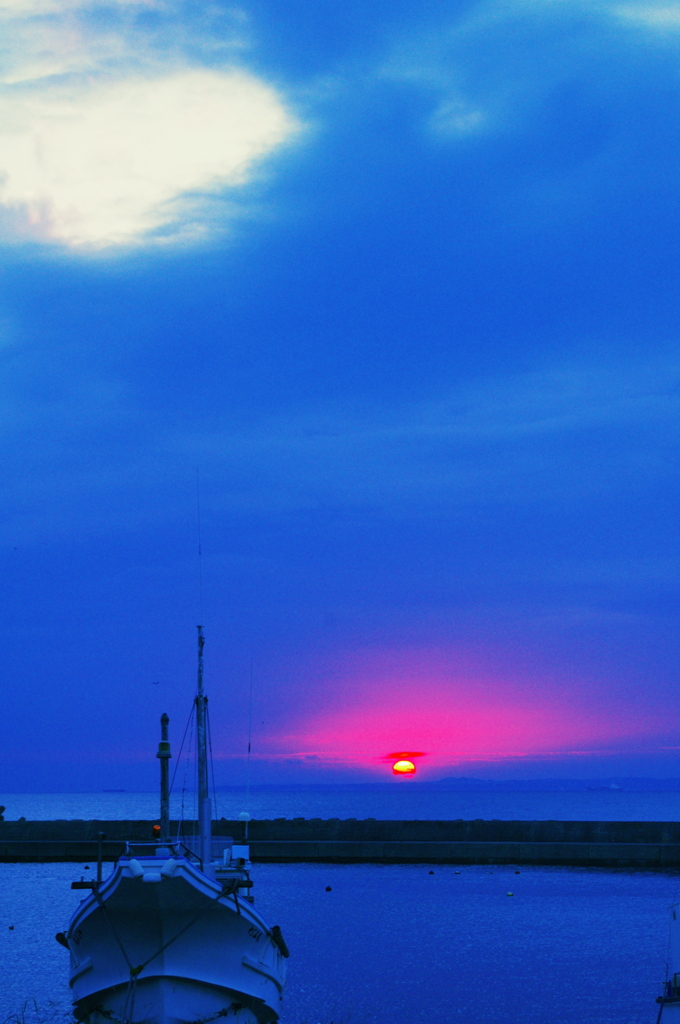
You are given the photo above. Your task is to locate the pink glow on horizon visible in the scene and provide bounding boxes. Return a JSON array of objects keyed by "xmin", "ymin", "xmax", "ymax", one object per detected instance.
[{"xmin": 258, "ymin": 645, "xmax": 664, "ymax": 775}]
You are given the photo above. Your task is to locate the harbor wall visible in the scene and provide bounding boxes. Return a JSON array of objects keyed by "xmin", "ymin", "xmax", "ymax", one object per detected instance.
[{"xmin": 2, "ymin": 819, "xmax": 680, "ymax": 867}]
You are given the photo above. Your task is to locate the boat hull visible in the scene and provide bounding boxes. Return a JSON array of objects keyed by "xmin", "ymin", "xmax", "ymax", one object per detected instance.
[
  {"xmin": 68, "ymin": 857, "xmax": 285, "ymax": 1024},
  {"xmin": 77, "ymin": 976, "xmax": 262, "ymax": 1024}
]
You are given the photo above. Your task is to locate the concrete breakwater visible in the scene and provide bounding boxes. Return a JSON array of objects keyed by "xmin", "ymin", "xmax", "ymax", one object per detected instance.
[{"xmin": 2, "ymin": 819, "xmax": 680, "ymax": 867}]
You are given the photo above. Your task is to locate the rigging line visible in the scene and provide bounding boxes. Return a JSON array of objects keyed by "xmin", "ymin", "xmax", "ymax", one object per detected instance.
[
  {"xmin": 179, "ymin": 707, "xmax": 195, "ymax": 840},
  {"xmin": 169, "ymin": 703, "xmax": 195, "ymax": 795},
  {"xmin": 196, "ymin": 468, "xmax": 204, "ymax": 624}
]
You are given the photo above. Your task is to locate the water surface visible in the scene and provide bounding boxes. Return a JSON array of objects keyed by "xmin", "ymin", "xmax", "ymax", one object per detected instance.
[
  {"xmin": 0, "ymin": 861, "xmax": 676, "ymax": 1023},
  {"xmin": 5, "ymin": 789, "xmax": 680, "ymax": 822}
]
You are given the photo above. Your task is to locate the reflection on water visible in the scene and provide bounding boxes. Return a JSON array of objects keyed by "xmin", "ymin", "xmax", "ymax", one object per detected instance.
[{"xmin": 0, "ymin": 861, "xmax": 676, "ymax": 1023}]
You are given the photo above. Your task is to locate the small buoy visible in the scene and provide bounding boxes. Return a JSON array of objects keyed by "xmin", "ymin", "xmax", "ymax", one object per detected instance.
[
  {"xmin": 84, "ymin": 865, "xmax": 90, "ymax": 870},
  {"xmin": 515, "ymin": 870, "xmax": 520, "ymax": 874},
  {"xmin": 325, "ymin": 886, "xmax": 332, "ymax": 892},
  {"xmin": 454, "ymin": 870, "xmax": 460, "ymax": 874},
  {"xmin": 9, "ymin": 925, "xmax": 14, "ymax": 930},
  {"xmin": 429, "ymin": 870, "xmax": 434, "ymax": 875},
  {"xmin": 507, "ymin": 892, "xmax": 514, "ymax": 897}
]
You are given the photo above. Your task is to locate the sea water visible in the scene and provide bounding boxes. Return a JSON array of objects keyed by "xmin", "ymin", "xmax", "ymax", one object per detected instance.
[
  {"xmin": 2, "ymin": 790, "xmax": 679, "ymax": 1023},
  {"xmin": 0, "ymin": 861, "xmax": 676, "ymax": 1024},
  {"xmin": 5, "ymin": 788, "xmax": 680, "ymax": 822}
]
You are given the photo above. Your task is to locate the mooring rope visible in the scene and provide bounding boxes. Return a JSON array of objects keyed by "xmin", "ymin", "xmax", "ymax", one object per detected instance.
[
  {"xmin": 93, "ymin": 889, "xmax": 134, "ymax": 972},
  {"xmin": 135, "ymin": 888, "xmax": 226, "ymax": 975},
  {"xmin": 93, "ymin": 888, "xmax": 138, "ymax": 1024}
]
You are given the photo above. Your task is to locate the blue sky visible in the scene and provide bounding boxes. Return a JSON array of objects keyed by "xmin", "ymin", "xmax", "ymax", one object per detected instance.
[{"xmin": 2, "ymin": 0, "xmax": 680, "ymax": 790}]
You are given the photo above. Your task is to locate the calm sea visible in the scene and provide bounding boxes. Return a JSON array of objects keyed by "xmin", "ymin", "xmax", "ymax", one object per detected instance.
[
  {"xmin": 4, "ymin": 787, "xmax": 680, "ymax": 821},
  {"xmin": 2, "ymin": 790, "xmax": 679, "ymax": 1023},
  {"xmin": 0, "ymin": 861, "xmax": 675, "ymax": 1024}
]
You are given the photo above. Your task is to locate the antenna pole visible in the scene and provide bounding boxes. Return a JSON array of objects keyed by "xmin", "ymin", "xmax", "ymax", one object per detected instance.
[
  {"xmin": 195, "ymin": 626, "xmax": 212, "ymax": 870},
  {"xmin": 246, "ymin": 656, "xmax": 254, "ymax": 838},
  {"xmin": 157, "ymin": 713, "xmax": 171, "ymax": 841},
  {"xmin": 196, "ymin": 469, "xmax": 204, "ymax": 622}
]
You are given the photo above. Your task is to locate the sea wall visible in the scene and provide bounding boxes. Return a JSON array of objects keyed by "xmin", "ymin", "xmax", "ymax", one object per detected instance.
[{"xmin": 2, "ymin": 819, "xmax": 680, "ymax": 867}]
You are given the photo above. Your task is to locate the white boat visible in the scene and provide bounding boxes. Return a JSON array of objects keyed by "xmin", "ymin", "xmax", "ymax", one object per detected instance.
[
  {"xmin": 656, "ymin": 903, "xmax": 680, "ymax": 1020},
  {"xmin": 59, "ymin": 627, "xmax": 288, "ymax": 1024}
]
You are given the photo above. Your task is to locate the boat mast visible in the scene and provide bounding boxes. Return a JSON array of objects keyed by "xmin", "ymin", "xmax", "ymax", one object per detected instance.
[
  {"xmin": 195, "ymin": 625, "xmax": 212, "ymax": 869},
  {"xmin": 157, "ymin": 713, "xmax": 171, "ymax": 841}
]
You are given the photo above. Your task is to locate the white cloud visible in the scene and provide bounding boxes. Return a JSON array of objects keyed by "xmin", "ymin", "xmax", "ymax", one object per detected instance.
[
  {"xmin": 0, "ymin": 2, "xmax": 299, "ymax": 248},
  {"xmin": 614, "ymin": 4, "xmax": 680, "ymax": 28},
  {"xmin": 0, "ymin": 69, "xmax": 296, "ymax": 247},
  {"xmin": 0, "ymin": 0, "xmax": 154, "ymax": 11},
  {"xmin": 0, "ymin": 0, "xmax": 170, "ymax": 85}
]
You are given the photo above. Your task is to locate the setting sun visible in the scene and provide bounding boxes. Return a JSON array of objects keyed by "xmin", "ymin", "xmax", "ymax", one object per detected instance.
[{"xmin": 392, "ymin": 759, "xmax": 416, "ymax": 775}]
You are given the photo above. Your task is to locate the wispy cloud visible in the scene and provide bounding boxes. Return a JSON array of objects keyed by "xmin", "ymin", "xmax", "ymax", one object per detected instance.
[
  {"xmin": 2, "ymin": 351, "xmax": 677, "ymax": 543},
  {"xmin": 429, "ymin": 99, "xmax": 486, "ymax": 138},
  {"xmin": 615, "ymin": 4, "xmax": 680, "ymax": 28},
  {"xmin": 0, "ymin": 1, "xmax": 299, "ymax": 248},
  {"xmin": 383, "ymin": 0, "xmax": 680, "ymax": 148}
]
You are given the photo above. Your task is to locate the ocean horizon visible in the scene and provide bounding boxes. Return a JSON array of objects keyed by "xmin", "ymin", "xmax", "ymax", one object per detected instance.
[
  {"xmin": 5, "ymin": 783, "xmax": 680, "ymax": 822},
  {"xmin": 3, "ymin": 782, "xmax": 679, "ymax": 1022}
]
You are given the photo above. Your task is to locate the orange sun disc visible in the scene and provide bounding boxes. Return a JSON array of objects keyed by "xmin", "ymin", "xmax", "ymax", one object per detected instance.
[{"xmin": 392, "ymin": 759, "xmax": 416, "ymax": 775}]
